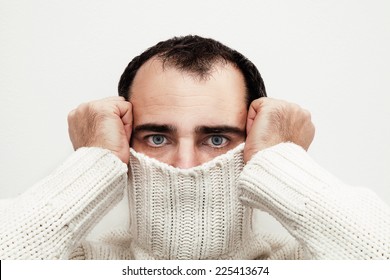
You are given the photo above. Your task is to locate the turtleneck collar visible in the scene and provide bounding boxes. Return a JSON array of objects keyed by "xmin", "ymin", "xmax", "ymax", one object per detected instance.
[{"xmin": 127, "ymin": 143, "xmax": 253, "ymax": 259}]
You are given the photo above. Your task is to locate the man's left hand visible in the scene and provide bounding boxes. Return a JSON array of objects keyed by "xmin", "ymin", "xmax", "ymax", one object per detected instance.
[{"xmin": 244, "ymin": 97, "xmax": 315, "ymax": 163}]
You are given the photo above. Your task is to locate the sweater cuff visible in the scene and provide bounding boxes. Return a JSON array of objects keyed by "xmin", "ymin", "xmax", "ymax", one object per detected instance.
[
  {"xmin": 1, "ymin": 147, "xmax": 128, "ymax": 259},
  {"xmin": 239, "ymin": 142, "xmax": 390, "ymax": 259}
]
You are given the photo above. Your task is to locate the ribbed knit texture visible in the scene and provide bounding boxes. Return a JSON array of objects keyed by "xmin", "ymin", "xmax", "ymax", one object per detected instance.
[
  {"xmin": 127, "ymin": 143, "xmax": 254, "ymax": 259},
  {"xmin": 1, "ymin": 143, "xmax": 389, "ymax": 259}
]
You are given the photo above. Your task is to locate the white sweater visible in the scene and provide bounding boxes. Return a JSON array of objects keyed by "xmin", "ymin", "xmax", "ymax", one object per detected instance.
[{"xmin": 0, "ymin": 143, "xmax": 389, "ymax": 259}]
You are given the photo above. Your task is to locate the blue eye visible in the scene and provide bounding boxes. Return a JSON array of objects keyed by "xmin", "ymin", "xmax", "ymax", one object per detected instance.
[
  {"xmin": 211, "ymin": 136, "xmax": 224, "ymax": 146},
  {"xmin": 206, "ymin": 135, "xmax": 228, "ymax": 148},
  {"xmin": 151, "ymin": 135, "xmax": 165, "ymax": 145}
]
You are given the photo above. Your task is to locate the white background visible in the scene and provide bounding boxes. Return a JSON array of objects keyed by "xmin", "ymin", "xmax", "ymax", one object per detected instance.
[{"xmin": 0, "ymin": 0, "xmax": 389, "ymax": 209}]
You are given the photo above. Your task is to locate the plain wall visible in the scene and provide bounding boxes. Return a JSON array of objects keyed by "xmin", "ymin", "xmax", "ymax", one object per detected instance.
[{"xmin": 1, "ymin": 0, "xmax": 389, "ymax": 213}]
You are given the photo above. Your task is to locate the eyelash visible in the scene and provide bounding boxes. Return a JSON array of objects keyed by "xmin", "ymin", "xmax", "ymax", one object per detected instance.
[
  {"xmin": 203, "ymin": 135, "xmax": 230, "ymax": 148},
  {"xmin": 145, "ymin": 135, "xmax": 169, "ymax": 147},
  {"xmin": 143, "ymin": 134, "xmax": 231, "ymax": 148}
]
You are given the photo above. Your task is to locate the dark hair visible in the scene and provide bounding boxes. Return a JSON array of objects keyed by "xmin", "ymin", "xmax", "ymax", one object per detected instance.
[{"xmin": 118, "ymin": 35, "xmax": 266, "ymax": 107}]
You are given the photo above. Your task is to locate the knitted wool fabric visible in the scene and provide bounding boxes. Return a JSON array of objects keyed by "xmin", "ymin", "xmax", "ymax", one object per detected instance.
[
  {"xmin": 1, "ymin": 144, "xmax": 389, "ymax": 260},
  {"xmin": 127, "ymin": 143, "xmax": 254, "ymax": 259}
]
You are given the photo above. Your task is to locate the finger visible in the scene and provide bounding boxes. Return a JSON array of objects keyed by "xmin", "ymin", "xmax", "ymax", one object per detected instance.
[
  {"xmin": 88, "ymin": 96, "xmax": 125, "ymax": 107},
  {"xmin": 111, "ymin": 100, "xmax": 131, "ymax": 117},
  {"xmin": 99, "ymin": 96, "xmax": 126, "ymax": 102},
  {"xmin": 246, "ymin": 98, "xmax": 264, "ymax": 134},
  {"xmin": 122, "ymin": 103, "xmax": 133, "ymax": 143},
  {"xmin": 114, "ymin": 101, "xmax": 133, "ymax": 142},
  {"xmin": 67, "ymin": 109, "xmax": 76, "ymax": 123},
  {"xmin": 106, "ymin": 96, "xmax": 125, "ymax": 100}
]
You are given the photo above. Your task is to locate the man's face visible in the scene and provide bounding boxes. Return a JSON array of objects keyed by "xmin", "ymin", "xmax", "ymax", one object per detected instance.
[{"xmin": 130, "ymin": 58, "xmax": 247, "ymax": 168}]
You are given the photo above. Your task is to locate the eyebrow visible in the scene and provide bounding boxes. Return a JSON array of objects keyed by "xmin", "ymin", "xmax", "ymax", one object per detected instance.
[
  {"xmin": 195, "ymin": 125, "xmax": 245, "ymax": 136},
  {"xmin": 133, "ymin": 123, "xmax": 177, "ymax": 134},
  {"xmin": 133, "ymin": 123, "xmax": 244, "ymax": 136}
]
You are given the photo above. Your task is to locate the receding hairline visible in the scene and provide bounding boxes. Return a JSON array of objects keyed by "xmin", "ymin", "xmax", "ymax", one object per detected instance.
[{"xmin": 128, "ymin": 55, "xmax": 245, "ymax": 99}]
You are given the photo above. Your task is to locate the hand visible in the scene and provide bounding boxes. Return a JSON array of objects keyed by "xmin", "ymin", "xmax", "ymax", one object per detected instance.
[
  {"xmin": 244, "ymin": 97, "xmax": 315, "ymax": 163},
  {"xmin": 67, "ymin": 96, "xmax": 132, "ymax": 164}
]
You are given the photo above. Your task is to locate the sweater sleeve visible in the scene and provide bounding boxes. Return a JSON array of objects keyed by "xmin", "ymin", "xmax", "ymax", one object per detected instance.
[
  {"xmin": 0, "ymin": 147, "xmax": 128, "ymax": 260},
  {"xmin": 239, "ymin": 143, "xmax": 390, "ymax": 259}
]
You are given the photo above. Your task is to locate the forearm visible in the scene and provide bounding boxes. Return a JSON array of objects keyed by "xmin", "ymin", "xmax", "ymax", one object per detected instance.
[
  {"xmin": 0, "ymin": 147, "xmax": 127, "ymax": 259},
  {"xmin": 239, "ymin": 143, "xmax": 390, "ymax": 259}
]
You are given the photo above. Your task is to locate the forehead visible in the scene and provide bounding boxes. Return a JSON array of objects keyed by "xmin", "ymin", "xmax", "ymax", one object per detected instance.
[{"xmin": 130, "ymin": 58, "xmax": 247, "ymax": 127}]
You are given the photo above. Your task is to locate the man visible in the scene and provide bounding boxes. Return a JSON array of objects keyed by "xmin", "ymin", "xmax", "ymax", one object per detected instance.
[{"xmin": 0, "ymin": 35, "xmax": 389, "ymax": 259}]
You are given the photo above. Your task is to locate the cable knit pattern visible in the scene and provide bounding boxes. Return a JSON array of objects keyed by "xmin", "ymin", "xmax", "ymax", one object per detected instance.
[
  {"xmin": 0, "ymin": 148, "xmax": 128, "ymax": 259},
  {"xmin": 239, "ymin": 142, "xmax": 390, "ymax": 259}
]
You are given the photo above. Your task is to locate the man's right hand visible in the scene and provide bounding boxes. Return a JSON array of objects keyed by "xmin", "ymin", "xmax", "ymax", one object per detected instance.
[{"xmin": 67, "ymin": 96, "xmax": 132, "ymax": 164}]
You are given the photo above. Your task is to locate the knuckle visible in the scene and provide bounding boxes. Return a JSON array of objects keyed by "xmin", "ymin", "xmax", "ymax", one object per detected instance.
[
  {"xmin": 311, "ymin": 122, "xmax": 316, "ymax": 133},
  {"xmin": 249, "ymin": 98, "xmax": 261, "ymax": 109},
  {"xmin": 76, "ymin": 102, "xmax": 90, "ymax": 114},
  {"xmin": 289, "ymin": 102, "xmax": 300, "ymax": 111},
  {"xmin": 303, "ymin": 109, "xmax": 312, "ymax": 119},
  {"xmin": 88, "ymin": 102, "xmax": 108, "ymax": 118},
  {"xmin": 67, "ymin": 110, "xmax": 75, "ymax": 121}
]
